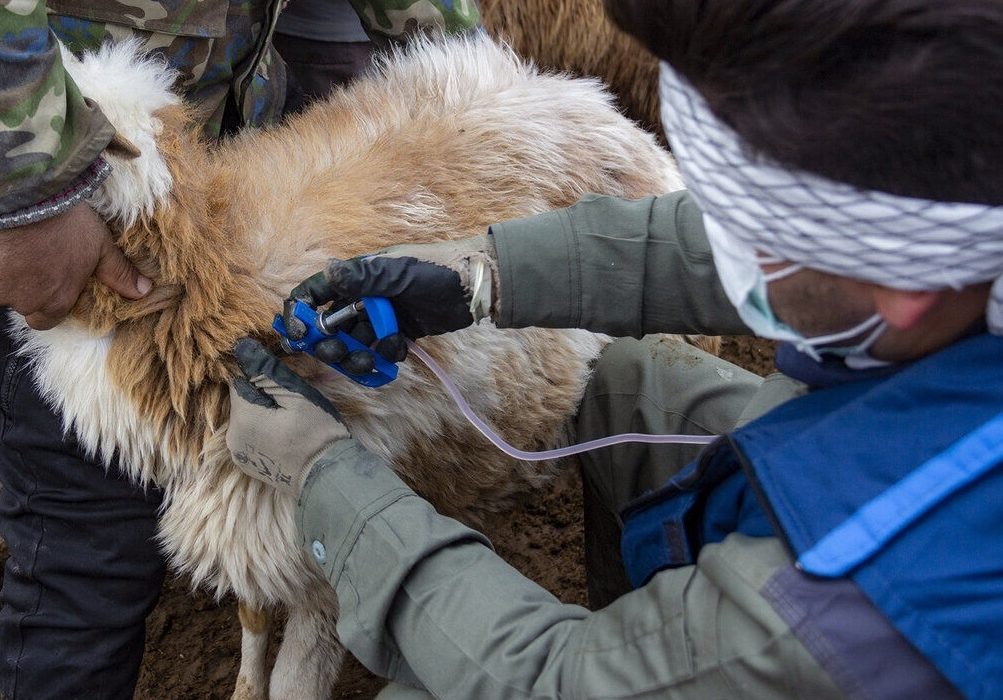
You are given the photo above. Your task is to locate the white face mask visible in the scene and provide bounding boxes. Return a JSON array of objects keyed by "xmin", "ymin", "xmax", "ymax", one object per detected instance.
[{"xmin": 704, "ymin": 215, "xmax": 890, "ymax": 368}]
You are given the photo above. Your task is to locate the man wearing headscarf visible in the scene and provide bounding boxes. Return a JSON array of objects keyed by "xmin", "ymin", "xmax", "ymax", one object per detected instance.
[{"xmin": 226, "ymin": 1, "xmax": 1003, "ymax": 697}]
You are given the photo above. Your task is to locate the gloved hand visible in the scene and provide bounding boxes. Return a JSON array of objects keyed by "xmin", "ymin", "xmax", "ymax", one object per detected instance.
[
  {"xmin": 226, "ymin": 337, "xmax": 353, "ymax": 497},
  {"xmin": 282, "ymin": 234, "xmax": 498, "ymax": 374}
]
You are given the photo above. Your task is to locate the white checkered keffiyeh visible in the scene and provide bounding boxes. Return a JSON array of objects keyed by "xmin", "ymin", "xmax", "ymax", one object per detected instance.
[{"xmin": 658, "ymin": 62, "xmax": 1003, "ymax": 334}]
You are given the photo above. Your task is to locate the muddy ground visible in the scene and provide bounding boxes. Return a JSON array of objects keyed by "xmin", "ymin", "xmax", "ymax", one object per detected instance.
[{"xmin": 0, "ymin": 336, "xmax": 772, "ymax": 699}]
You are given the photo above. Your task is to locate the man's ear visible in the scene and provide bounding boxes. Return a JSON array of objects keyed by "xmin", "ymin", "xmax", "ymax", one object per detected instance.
[{"xmin": 872, "ymin": 287, "xmax": 940, "ymax": 330}]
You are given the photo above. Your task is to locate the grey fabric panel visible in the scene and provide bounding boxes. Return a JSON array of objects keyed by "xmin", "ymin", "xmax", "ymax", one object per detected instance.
[
  {"xmin": 762, "ymin": 565, "xmax": 961, "ymax": 700},
  {"xmin": 276, "ymin": 0, "xmax": 370, "ymax": 42},
  {"xmin": 577, "ymin": 336, "xmax": 764, "ymax": 607}
]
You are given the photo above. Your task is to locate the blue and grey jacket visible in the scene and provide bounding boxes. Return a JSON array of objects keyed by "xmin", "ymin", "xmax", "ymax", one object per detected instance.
[{"xmin": 622, "ymin": 332, "xmax": 1003, "ymax": 700}]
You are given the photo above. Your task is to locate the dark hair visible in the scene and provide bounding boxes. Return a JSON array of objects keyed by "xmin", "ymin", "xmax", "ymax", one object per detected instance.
[{"xmin": 606, "ymin": 0, "xmax": 1003, "ymax": 205}]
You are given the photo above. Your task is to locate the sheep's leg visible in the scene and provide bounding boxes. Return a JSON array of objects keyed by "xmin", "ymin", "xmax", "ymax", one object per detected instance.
[
  {"xmin": 269, "ymin": 589, "xmax": 344, "ymax": 700},
  {"xmin": 232, "ymin": 603, "xmax": 272, "ymax": 700}
]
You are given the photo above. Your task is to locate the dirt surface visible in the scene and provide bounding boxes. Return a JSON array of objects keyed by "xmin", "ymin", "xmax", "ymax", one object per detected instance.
[
  {"xmin": 720, "ymin": 335, "xmax": 777, "ymax": 377},
  {"xmin": 0, "ymin": 337, "xmax": 774, "ymax": 699},
  {"xmin": 0, "ymin": 475, "xmax": 586, "ymax": 699}
]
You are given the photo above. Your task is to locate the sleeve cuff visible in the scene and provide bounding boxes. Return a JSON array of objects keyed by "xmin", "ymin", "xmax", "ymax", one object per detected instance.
[
  {"xmin": 0, "ymin": 158, "xmax": 111, "ymax": 230},
  {"xmin": 297, "ymin": 440, "xmax": 413, "ymax": 578},
  {"xmin": 489, "ymin": 206, "xmax": 580, "ymax": 329},
  {"xmin": 296, "ymin": 439, "xmax": 493, "ymax": 679}
]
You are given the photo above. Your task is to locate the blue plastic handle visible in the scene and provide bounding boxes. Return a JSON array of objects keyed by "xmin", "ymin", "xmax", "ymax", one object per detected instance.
[{"xmin": 272, "ymin": 296, "xmax": 399, "ymax": 388}]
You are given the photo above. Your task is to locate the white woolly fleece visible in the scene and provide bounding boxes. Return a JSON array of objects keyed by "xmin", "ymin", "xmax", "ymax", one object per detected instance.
[{"xmin": 60, "ymin": 40, "xmax": 178, "ymax": 227}]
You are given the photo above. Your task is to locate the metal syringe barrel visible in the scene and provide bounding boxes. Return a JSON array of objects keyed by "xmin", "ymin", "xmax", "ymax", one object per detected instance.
[{"xmin": 317, "ymin": 300, "xmax": 365, "ymax": 334}]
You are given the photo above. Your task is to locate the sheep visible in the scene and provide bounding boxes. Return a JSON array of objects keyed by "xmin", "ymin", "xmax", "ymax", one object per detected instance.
[
  {"xmin": 10, "ymin": 35, "xmax": 695, "ymax": 699},
  {"xmin": 481, "ymin": 0, "xmax": 662, "ymax": 139}
]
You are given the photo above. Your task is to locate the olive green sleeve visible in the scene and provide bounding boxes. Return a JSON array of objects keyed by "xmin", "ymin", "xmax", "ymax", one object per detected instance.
[
  {"xmin": 297, "ymin": 450, "xmax": 841, "ymax": 699},
  {"xmin": 489, "ymin": 191, "xmax": 750, "ymax": 337},
  {"xmin": 0, "ymin": 0, "xmax": 115, "ymax": 217}
]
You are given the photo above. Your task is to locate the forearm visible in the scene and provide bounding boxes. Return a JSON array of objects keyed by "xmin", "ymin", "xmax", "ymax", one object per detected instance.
[
  {"xmin": 490, "ymin": 191, "xmax": 750, "ymax": 337},
  {"xmin": 298, "ymin": 448, "xmax": 837, "ymax": 698},
  {"xmin": 0, "ymin": 2, "xmax": 115, "ymax": 215},
  {"xmin": 299, "ymin": 442, "xmax": 591, "ymax": 696}
]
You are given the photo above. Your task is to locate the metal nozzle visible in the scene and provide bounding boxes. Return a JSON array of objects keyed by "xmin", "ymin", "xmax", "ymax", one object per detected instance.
[{"xmin": 317, "ymin": 300, "xmax": 365, "ymax": 334}]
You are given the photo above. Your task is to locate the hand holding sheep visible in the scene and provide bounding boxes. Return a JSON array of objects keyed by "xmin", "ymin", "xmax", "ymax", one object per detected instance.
[{"xmin": 0, "ymin": 201, "xmax": 151, "ymax": 329}]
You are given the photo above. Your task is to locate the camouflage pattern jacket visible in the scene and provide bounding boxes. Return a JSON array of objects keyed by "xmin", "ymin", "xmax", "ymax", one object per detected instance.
[{"xmin": 0, "ymin": 0, "xmax": 479, "ymax": 223}]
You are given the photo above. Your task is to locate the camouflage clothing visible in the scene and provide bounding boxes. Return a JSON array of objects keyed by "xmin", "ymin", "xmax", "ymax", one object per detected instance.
[
  {"xmin": 0, "ymin": 0, "xmax": 479, "ymax": 218},
  {"xmin": 348, "ymin": 0, "xmax": 479, "ymax": 45}
]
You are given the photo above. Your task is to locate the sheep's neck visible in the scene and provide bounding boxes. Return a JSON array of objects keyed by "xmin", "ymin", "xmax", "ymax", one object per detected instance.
[{"xmin": 74, "ymin": 108, "xmax": 273, "ymax": 464}]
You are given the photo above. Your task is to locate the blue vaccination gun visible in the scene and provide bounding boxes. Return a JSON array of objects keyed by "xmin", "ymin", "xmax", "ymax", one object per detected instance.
[{"xmin": 272, "ymin": 296, "xmax": 400, "ymax": 388}]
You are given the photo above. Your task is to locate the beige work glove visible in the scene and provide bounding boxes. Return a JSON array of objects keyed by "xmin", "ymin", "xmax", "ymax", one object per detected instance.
[{"xmin": 226, "ymin": 338, "xmax": 354, "ymax": 497}]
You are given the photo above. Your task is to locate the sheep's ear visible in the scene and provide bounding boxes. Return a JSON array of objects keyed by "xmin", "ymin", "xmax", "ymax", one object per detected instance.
[{"xmin": 106, "ymin": 131, "xmax": 142, "ymax": 160}]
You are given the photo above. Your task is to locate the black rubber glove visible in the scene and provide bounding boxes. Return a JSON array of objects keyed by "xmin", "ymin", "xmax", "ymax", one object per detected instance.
[{"xmin": 283, "ymin": 235, "xmax": 498, "ymax": 374}]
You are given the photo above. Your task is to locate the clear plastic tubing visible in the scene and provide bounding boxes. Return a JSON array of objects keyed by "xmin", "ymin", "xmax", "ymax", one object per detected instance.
[{"xmin": 406, "ymin": 340, "xmax": 718, "ymax": 462}]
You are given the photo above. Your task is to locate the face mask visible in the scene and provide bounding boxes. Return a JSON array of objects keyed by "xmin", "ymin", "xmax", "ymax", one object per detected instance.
[{"xmin": 704, "ymin": 215, "xmax": 890, "ymax": 367}]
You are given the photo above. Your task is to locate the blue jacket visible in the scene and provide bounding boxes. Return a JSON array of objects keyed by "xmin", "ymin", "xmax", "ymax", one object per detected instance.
[{"xmin": 621, "ymin": 333, "xmax": 1003, "ymax": 700}]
